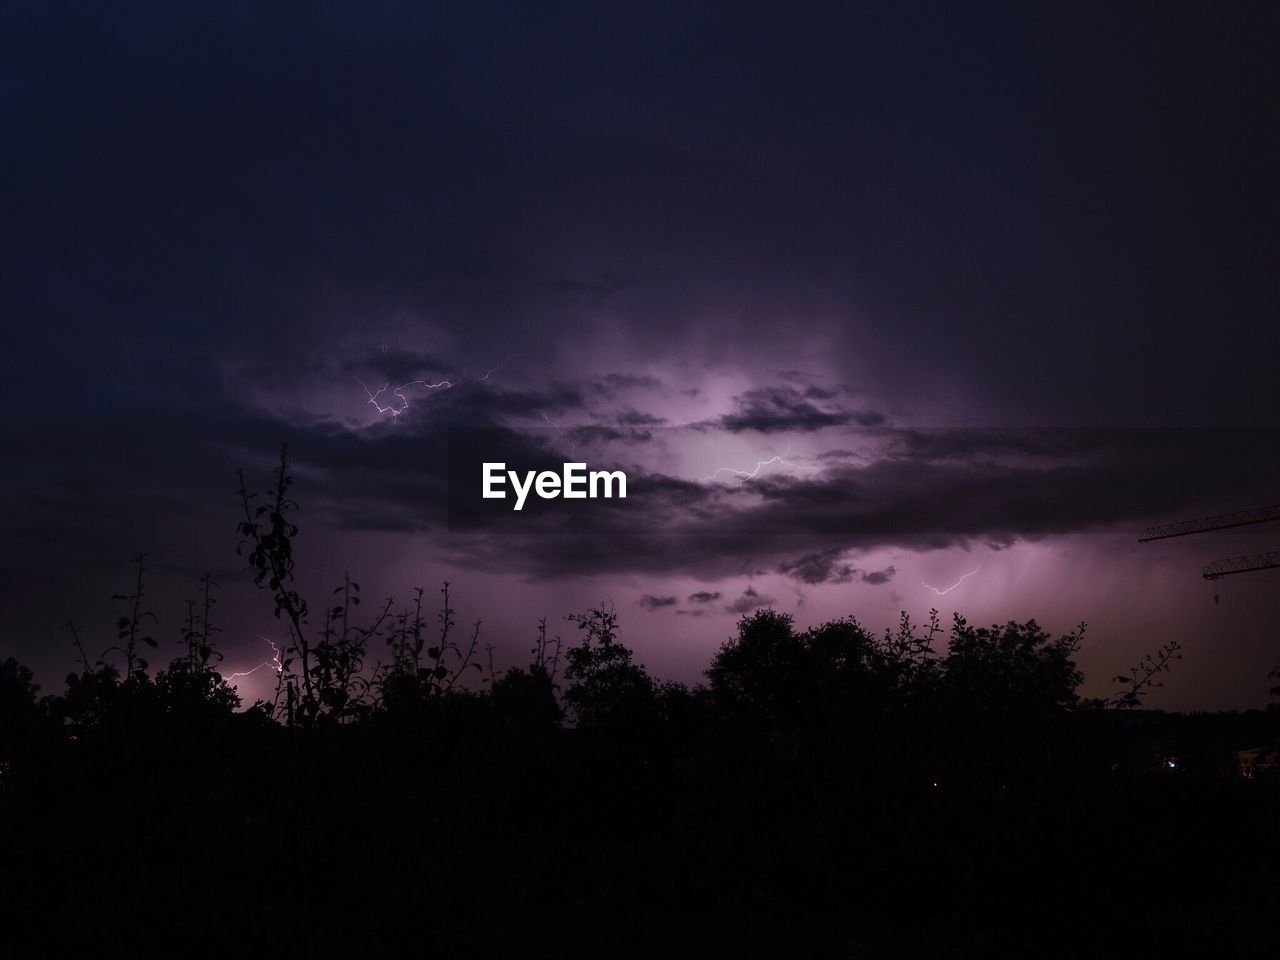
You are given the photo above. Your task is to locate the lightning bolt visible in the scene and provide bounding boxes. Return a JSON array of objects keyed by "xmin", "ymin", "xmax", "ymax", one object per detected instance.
[
  {"xmin": 471, "ymin": 354, "xmax": 512, "ymax": 382},
  {"xmin": 922, "ymin": 564, "xmax": 982, "ymax": 596},
  {"xmin": 357, "ymin": 376, "xmax": 453, "ymax": 419},
  {"xmin": 539, "ymin": 409, "xmax": 577, "ymax": 453},
  {"xmin": 356, "ymin": 355, "xmax": 512, "ymax": 421},
  {"xmin": 699, "ymin": 446, "xmax": 813, "ymax": 484},
  {"xmin": 222, "ymin": 636, "xmax": 284, "ymax": 686}
]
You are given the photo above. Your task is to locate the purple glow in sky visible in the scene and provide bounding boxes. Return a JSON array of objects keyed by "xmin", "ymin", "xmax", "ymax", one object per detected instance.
[{"xmin": 2, "ymin": 2, "xmax": 1278, "ymax": 711}]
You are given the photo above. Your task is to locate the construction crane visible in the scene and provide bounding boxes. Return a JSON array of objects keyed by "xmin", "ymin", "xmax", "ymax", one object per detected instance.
[
  {"xmin": 1139, "ymin": 504, "xmax": 1280, "ymax": 543},
  {"xmin": 1137, "ymin": 503, "xmax": 1280, "ymax": 589},
  {"xmin": 1202, "ymin": 551, "xmax": 1280, "ymax": 581}
]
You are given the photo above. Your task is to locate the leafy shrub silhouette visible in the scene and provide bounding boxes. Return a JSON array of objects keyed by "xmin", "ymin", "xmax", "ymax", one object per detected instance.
[
  {"xmin": 108, "ymin": 553, "xmax": 158, "ymax": 682},
  {"xmin": 238, "ymin": 446, "xmax": 483, "ymax": 725},
  {"xmin": 1106, "ymin": 639, "xmax": 1183, "ymax": 709}
]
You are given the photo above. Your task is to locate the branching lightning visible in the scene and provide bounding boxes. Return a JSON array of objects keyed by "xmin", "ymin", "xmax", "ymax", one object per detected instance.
[
  {"xmin": 357, "ymin": 376, "xmax": 454, "ymax": 419},
  {"xmin": 922, "ymin": 564, "xmax": 983, "ymax": 596},
  {"xmin": 357, "ymin": 355, "xmax": 512, "ymax": 421},
  {"xmin": 222, "ymin": 636, "xmax": 283, "ymax": 686},
  {"xmin": 699, "ymin": 446, "xmax": 813, "ymax": 484}
]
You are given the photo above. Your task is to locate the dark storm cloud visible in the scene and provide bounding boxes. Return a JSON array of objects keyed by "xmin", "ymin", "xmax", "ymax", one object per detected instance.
[
  {"xmin": 0, "ymin": 358, "xmax": 605, "ymax": 577},
  {"xmin": 886, "ymin": 429, "xmax": 1105, "ymax": 463},
  {"xmin": 614, "ymin": 408, "xmax": 667, "ymax": 426},
  {"xmin": 859, "ymin": 566, "xmax": 896, "ymax": 586},
  {"xmin": 564, "ymin": 425, "xmax": 655, "ymax": 446},
  {"xmin": 583, "ymin": 373, "xmax": 655, "ymax": 391},
  {"xmin": 815, "ymin": 449, "xmax": 863, "ymax": 464},
  {"xmin": 340, "ymin": 350, "xmax": 450, "ymax": 384},
  {"xmin": 60, "ymin": 415, "xmax": 1247, "ymax": 591},
  {"xmin": 4, "ymin": 0, "xmax": 1275, "ymax": 439},
  {"xmin": 731, "ymin": 433, "xmax": 1280, "ymax": 544},
  {"xmin": 433, "ymin": 428, "xmax": 1280, "ymax": 580},
  {"xmin": 778, "ymin": 548, "xmax": 855, "ymax": 584},
  {"xmin": 638, "ymin": 594, "xmax": 678, "ymax": 611},
  {"xmin": 777, "ymin": 550, "xmax": 893, "ymax": 587},
  {"xmin": 725, "ymin": 586, "xmax": 777, "ymax": 614},
  {"xmin": 687, "ymin": 591, "xmax": 722, "ymax": 604},
  {"xmin": 718, "ymin": 386, "xmax": 884, "ymax": 433},
  {"xmin": 447, "ymin": 382, "xmax": 586, "ymax": 421}
]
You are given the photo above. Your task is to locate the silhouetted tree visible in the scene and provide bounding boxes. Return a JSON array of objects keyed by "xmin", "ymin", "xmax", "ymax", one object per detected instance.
[
  {"xmin": 942, "ymin": 616, "xmax": 1085, "ymax": 717},
  {"xmin": 0, "ymin": 657, "xmax": 42, "ymax": 765},
  {"xmin": 707, "ymin": 608, "xmax": 811, "ymax": 724},
  {"xmin": 563, "ymin": 603, "xmax": 655, "ymax": 728}
]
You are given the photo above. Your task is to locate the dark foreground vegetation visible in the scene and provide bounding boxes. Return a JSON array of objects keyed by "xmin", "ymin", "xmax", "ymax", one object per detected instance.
[{"xmin": 2, "ymin": 450, "xmax": 1278, "ymax": 957}]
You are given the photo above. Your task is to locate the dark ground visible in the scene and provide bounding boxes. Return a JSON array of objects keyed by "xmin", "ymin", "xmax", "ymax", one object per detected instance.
[{"xmin": 3, "ymin": 605, "xmax": 1278, "ymax": 958}]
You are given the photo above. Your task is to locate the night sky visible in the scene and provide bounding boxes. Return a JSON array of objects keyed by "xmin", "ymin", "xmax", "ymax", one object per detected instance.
[{"xmin": 3, "ymin": 1, "xmax": 1278, "ymax": 709}]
